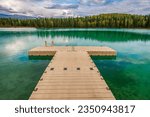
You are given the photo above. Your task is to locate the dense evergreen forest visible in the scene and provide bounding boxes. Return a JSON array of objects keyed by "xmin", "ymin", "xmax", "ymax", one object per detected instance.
[{"xmin": 0, "ymin": 14, "xmax": 150, "ymax": 28}]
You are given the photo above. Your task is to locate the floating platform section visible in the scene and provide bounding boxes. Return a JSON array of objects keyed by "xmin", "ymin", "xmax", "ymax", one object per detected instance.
[{"xmin": 28, "ymin": 46, "xmax": 116, "ymax": 100}]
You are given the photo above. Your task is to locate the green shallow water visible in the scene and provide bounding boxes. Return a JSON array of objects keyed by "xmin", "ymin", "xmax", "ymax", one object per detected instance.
[{"xmin": 0, "ymin": 28, "xmax": 150, "ymax": 100}]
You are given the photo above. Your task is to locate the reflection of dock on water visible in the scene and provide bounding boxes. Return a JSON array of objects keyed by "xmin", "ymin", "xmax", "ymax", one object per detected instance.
[{"xmin": 28, "ymin": 46, "xmax": 117, "ymax": 100}]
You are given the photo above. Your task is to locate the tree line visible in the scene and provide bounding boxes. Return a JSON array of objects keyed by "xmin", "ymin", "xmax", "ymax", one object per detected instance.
[{"xmin": 0, "ymin": 14, "xmax": 150, "ymax": 28}]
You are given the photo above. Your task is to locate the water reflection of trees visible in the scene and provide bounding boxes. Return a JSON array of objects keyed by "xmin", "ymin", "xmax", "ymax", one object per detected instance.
[
  {"xmin": 1, "ymin": 30, "xmax": 150, "ymax": 42},
  {"xmin": 49, "ymin": 31, "xmax": 150, "ymax": 42}
]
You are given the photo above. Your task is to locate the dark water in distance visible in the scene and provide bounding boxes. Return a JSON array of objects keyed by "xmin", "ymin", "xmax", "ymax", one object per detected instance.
[{"xmin": 0, "ymin": 28, "xmax": 150, "ymax": 100}]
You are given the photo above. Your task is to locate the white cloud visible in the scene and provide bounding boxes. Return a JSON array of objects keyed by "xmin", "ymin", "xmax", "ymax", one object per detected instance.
[
  {"xmin": 0, "ymin": 0, "xmax": 150, "ymax": 17},
  {"xmin": 0, "ymin": 0, "xmax": 73, "ymax": 17},
  {"xmin": 80, "ymin": 0, "xmax": 106, "ymax": 5},
  {"xmin": 75, "ymin": 0, "xmax": 150, "ymax": 16}
]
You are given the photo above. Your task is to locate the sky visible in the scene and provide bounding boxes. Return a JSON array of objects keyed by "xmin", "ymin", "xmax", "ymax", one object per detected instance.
[{"xmin": 0, "ymin": 0, "xmax": 150, "ymax": 17}]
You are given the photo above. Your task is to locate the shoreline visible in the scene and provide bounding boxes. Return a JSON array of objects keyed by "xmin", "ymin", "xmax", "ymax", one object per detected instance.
[{"xmin": 0, "ymin": 27, "xmax": 150, "ymax": 30}]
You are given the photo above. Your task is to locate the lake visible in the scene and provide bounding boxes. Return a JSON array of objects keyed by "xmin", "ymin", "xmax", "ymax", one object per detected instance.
[{"xmin": 0, "ymin": 28, "xmax": 150, "ymax": 100}]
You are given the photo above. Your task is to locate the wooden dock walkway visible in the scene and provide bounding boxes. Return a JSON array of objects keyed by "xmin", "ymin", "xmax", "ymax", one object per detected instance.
[{"xmin": 28, "ymin": 46, "xmax": 116, "ymax": 100}]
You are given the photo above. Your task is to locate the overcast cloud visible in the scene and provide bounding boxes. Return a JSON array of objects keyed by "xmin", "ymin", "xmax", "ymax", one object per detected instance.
[{"xmin": 0, "ymin": 0, "xmax": 150, "ymax": 17}]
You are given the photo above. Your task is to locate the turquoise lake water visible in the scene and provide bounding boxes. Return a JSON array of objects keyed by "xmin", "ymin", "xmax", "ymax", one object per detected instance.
[{"xmin": 0, "ymin": 28, "xmax": 150, "ymax": 100}]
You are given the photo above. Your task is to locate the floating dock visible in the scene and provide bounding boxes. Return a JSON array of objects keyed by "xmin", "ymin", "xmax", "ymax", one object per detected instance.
[{"xmin": 28, "ymin": 46, "xmax": 116, "ymax": 100}]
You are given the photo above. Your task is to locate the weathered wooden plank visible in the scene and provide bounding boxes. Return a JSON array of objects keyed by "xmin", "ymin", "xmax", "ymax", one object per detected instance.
[
  {"xmin": 31, "ymin": 89, "xmax": 112, "ymax": 94},
  {"xmin": 30, "ymin": 93, "xmax": 114, "ymax": 99},
  {"xmin": 29, "ymin": 46, "xmax": 116, "ymax": 100}
]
